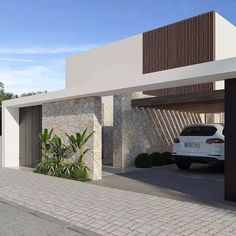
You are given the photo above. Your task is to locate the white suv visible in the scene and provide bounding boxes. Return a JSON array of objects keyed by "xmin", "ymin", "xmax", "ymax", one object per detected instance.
[{"xmin": 172, "ymin": 124, "xmax": 224, "ymax": 170}]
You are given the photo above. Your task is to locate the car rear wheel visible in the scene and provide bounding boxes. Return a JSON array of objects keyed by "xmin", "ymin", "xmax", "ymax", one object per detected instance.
[{"xmin": 176, "ymin": 161, "xmax": 191, "ymax": 170}]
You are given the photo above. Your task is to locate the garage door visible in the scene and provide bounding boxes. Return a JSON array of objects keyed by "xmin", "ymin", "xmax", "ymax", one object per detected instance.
[{"xmin": 19, "ymin": 106, "xmax": 42, "ymax": 167}]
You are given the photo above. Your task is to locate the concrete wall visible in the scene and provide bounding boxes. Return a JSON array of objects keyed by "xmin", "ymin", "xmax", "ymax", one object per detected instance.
[
  {"xmin": 42, "ymin": 97, "xmax": 102, "ymax": 180},
  {"xmin": 113, "ymin": 95, "xmax": 202, "ymax": 168}
]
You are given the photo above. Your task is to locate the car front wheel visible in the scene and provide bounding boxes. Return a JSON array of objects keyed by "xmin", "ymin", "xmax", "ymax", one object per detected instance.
[{"xmin": 176, "ymin": 161, "xmax": 191, "ymax": 170}]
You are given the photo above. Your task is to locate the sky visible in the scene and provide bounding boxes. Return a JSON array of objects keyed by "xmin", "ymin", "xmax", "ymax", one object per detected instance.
[{"xmin": 0, "ymin": 0, "xmax": 236, "ymax": 94}]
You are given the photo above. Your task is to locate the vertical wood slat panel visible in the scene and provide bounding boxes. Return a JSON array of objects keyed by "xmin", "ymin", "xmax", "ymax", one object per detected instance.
[
  {"xmin": 143, "ymin": 11, "xmax": 215, "ymax": 96},
  {"xmin": 143, "ymin": 11, "xmax": 215, "ymax": 73},
  {"xmin": 19, "ymin": 108, "xmax": 26, "ymax": 166},
  {"xmin": 19, "ymin": 106, "xmax": 42, "ymax": 168},
  {"xmin": 25, "ymin": 107, "xmax": 33, "ymax": 167}
]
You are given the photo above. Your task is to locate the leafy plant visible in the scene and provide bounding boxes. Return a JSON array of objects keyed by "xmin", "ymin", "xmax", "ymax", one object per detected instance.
[
  {"xmin": 35, "ymin": 159, "xmax": 64, "ymax": 176},
  {"xmin": 61, "ymin": 162, "xmax": 90, "ymax": 180},
  {"xmin": 134, "ymin": 153, "xmax": 152, "ymax": 168},
  {"xmin": 36, "ymin": 128, "xmax": 93, "ymax": 181},
  {"xmin": 35, "ymin": 160, "xmax": 51, "ymax": 174},
  {"xmin": 50, "ymin": 134, "xmax": 68, "ymax": 162},
  {"xmin": 66, "ymin": 128, "xmax": 94, "ymax": 164},
  {"xmin": 38, "ymin": 128, "xmax": 54, "ymax": 160}
]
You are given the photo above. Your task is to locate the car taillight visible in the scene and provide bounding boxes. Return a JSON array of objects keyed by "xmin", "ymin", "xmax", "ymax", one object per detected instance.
[
  {"xmin": 173, "ymin": 138, "xmax": 180, "ymax": 143},
  {"xmin": 206, "ymin": 138, "xmax": 224, "ymax": 144}
]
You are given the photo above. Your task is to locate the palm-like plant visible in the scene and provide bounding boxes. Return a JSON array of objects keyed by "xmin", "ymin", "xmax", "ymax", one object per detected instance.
[
  {"xmin": 66, "ymin": 128, "xmax": 94, "ymax": 164},
  {"xmin": 50, "ymin": 134, "xmax": 67, "ymax": 162},
  {"xmin": 38, "ymin": 128, "xmax": 54, "ymax": 160}
]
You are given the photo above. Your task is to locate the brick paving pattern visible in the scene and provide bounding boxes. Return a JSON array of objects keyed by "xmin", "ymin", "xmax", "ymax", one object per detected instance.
[{"xmin": 0, "ymin": 168, "xmax": 235, "ymax": 235}]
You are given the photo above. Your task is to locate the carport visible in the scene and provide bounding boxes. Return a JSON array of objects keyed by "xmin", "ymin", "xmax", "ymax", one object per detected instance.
[{"xmin": 114, "ymin": 88, "xmax": 226, "ymax": 206}]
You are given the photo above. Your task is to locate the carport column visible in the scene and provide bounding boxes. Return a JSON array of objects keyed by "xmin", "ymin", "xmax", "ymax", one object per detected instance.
[
  {"xmin": 225, "ymin": 78, "xmax": 236, "ymax": 201},
  {"xmin": 42, "ymin": 97, "xmax": 102, "ymax": 180},
  {"xmin": 113, "ymin": 95, "xmax": 134, "ymax": 168}
]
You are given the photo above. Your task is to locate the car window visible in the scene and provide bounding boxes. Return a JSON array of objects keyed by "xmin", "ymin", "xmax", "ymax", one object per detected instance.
[{"xmin": 180, "ymin": 126, "xmax": 217, "ymax": 136}]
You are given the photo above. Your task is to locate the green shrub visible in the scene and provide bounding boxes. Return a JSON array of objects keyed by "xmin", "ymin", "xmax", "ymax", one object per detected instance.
[
  {"xmin": 150, "ymin": 152, "xmax": 165, "ymax": 166},
  {"xmin": 36, "ymin": 128, "xmax": 94, "ymax": 181},
  {"xmin": 35, "ymin": 160, "xmax": 52, "ymax": 174},
  {"xmin": 35, "ymin": 160, "xmax": 90, "ymax": 181},
  {"xmin": 61, "ymin": 162, "xmax": 90, "ymax": 181},
  {"xmin": 134, "ymin": 153, "xmax": 152, "ymax": 168},
  {"xmin": 162, "ymin": 151, "xmax": 175, "ymax": 165}
]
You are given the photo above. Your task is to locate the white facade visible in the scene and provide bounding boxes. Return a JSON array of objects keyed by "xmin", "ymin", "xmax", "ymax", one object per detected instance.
[
  {"xmin": 2, "ymin": 12, "xmax": 236, "ymax": 170},
  {"xmin": 66, "ymin": 35, "xmax": 142, "ymax": 89},
  {"xmin": 215, "ymin": 13, "xmax": 236, "ymax": 60}
]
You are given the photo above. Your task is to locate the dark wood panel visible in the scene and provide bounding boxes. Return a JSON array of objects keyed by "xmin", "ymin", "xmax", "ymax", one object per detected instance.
[
  {"xmin": 19, "ymin": 108, "xmax": 26, "ymax": 166},
  {"xmin": 139, "ymin": 101, "xmax": 224, "ymax": 113},
  {"xmin": 25, "ymin": 107, "xmax": 33, "ymax": 167},
  {"xmin": 144, "ymin": 83, "xmax": 214, "ymax": 97},
  {"xmin": 132, "ymin": 90, "xmax": 224, "ymax": 113},
  {"xmin": 32, "ymin": 106, "xmax": 42, "ymax": 167},
  {"xmin": 225, "ymin": 78, "xmax": 236, "ymax": 201},
  {"xmin": 19, "ymin": 106, "xmax": 42, "ymax": 168},
  {"xmin": 143, "ymin": 11, "xmax": 215, "ymax": 74}
]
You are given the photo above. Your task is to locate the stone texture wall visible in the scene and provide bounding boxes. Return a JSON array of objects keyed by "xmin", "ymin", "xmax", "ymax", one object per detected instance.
[
  {"xmin": 113, "ymin": 94, "xmax": 202, "ymax": 168},
  {"xmin": 42, "ymin": 97, "xmax": 102, "ymax": 180}
]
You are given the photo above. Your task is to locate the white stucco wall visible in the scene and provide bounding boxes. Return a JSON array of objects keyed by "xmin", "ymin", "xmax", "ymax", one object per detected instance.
[
  {"xmin": 2, "ymin": 106, "xmax": 19, "ymax": 167},
  {"xmin": 66, "ymin": 35, "xmax": 142, "ymax": 89},
  {"xmin": 214, "ymin": 13, "xmax": 236, "ymax": 91},
  {"xmin": 215, "ymin": 13, "xmax": 236, "ymax": 61}
]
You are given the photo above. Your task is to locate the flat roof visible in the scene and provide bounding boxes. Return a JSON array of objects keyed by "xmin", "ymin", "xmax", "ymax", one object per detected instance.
[{"xmin": 3, "ymin": 57, "xmax": 236, "ymax": 108}]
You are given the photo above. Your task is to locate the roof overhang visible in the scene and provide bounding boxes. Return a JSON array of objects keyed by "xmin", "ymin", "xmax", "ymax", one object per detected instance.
[
  {"xmin": 132, "ymin": 90, "xmax": 224, "ymax": 113},
  {"xmin": 3, "ymin": 57, "xmax": 236, "ymax": 108}
]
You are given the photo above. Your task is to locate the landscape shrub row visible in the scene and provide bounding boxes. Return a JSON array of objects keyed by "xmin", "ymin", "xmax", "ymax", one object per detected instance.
[{"xmin": 134, "ymin": 152, "xmax": 174, "ymax": 168}]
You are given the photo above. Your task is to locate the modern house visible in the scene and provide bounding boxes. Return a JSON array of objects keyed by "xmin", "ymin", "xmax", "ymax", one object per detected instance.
[{"xmin": 2, "ymin": 11, "xmax": 236, "ymax": 200}]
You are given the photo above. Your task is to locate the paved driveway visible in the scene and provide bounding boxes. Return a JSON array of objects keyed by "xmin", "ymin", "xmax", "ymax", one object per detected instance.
[
  {"xmin": 0, "ymin": 168, "xmax": 236, "ymax": 235},
  {"xmin": 92, "ymin": 164, "xmax": 229, "ymax": 208}
]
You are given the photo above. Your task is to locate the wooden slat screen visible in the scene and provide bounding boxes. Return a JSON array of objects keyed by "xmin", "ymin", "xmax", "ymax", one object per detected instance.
[
  {"xmin": 143, "ymin": 11, "xmax": 215, "ymax": 96},
  {"xmin": 144, "ymin": 83, "xmax": 214, "ymax": 97},
  {"xmin": 143, "ymin": 11, "xmax": 215, "ymax": 73}
]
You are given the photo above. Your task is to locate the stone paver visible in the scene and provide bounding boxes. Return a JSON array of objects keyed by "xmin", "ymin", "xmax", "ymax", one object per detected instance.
[{"xmin": 0, "ymin": 168, "xmax": 235, "ymax": 236}]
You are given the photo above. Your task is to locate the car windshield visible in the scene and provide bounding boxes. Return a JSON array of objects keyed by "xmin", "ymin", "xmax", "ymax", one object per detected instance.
[{"xmin": 180, "ymin": 126, "xmax": 217, "ymax": 136}]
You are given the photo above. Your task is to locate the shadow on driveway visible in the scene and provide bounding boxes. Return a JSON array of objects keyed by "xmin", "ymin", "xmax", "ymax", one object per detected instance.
[{"xmin": 91, "ymin": 164, "xmax": 236, "ymax": 210}]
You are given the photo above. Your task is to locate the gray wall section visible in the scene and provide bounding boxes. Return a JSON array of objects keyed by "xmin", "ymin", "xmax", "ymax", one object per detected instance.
[
  {"xmin": 102, "ymin": 126, "xmax": 113, "ymax": 165},
  {"xmin": 19, "ymin": 106, "xmax": 42, "ymax": 168},
  {"xmin": 113, "ymin": 95, "xmax": 202, "ymax": 168}
]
